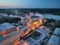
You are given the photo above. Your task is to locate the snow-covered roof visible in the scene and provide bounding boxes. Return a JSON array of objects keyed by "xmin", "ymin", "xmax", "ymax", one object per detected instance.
[
  {"xmin": 0, "ymin": 23, "xmax": 15, "ymax": 31},
  {"xmin": 20, "ymin": 26, "xmax": 28, "ymax": 31},
  {"xmin": 53, "ymin": 28, "xmax": 60, "ymax": 35},
  {"xmin": 47, "ymin": 35, "xmax": 59, "ymax": 45}
]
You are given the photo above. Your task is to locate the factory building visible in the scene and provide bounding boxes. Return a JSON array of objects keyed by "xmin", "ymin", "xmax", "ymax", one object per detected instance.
[
  {"xmin": 47, "ymin": 28, "xmax": 60, "ymax": 45},
  {"xmin": 0, "ymin": 23, "xmax": 20, "ymax": 45}
]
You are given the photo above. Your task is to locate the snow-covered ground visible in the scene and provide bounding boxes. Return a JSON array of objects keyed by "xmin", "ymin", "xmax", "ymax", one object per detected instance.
[{"xmin": 42, "ymin": 14, "xmax": 60, "ymax": 20}]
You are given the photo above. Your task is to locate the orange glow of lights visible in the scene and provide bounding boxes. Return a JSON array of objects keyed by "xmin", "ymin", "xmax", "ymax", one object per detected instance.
[
  {"xmin": 24, "ymin": 41, "xmax": 29, "ymax": 45},
  {"xmin": 3, "ymin": 34, "xmax": 7, "ymax": 37},
  {"xmin": 33, "ymin": 21, "xmax": 39, "ymax": 28},
  {"xmin": 12, "ymin": 39, "xmax": 20, "ymax": 45},
  {"xmin": 27, "ymin": 17, "xmax": 42, "ymax": 31},
  {"xmin": 28, "ymin": 19, "xmax": 32, "ymax": 22},
  {"xmin": 39, "ymin": 18, "xmax": 42, "ymax": 25},
  {"xmin": 31, "ymin": 25, "xmax": 35, "ymax": 30},
  {"xmin": 24, "ymin": 28, "xmax": 31, "ymax": 36},
  {"xmin": 27, "ymin": 23, "xmax": 32, "ymax": 28}
]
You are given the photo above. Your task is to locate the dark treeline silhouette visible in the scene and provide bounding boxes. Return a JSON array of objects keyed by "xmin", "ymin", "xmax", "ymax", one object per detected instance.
[
  {"xmin": 0, "ymin": 17, "xmax": 21, "ymax": 24},
  {"xmin": 0, "ymin": 8, "xmax": 60, "ymax": 15}
]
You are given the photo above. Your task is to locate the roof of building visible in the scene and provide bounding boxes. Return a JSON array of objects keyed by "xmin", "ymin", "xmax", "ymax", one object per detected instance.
[
  {"xmin": 47, "ymin": 35, "xmax": 60, "ymax": 45},
  {"xmin": 20, "ymin": 26, "xmax": 28, "ymax": 31},
  {"xmin": 53, "ymin": 28, "xmax": 60, "ymax": 35},
  {"xmin": 0, "ymin": 23, "xmax": 15, "ymax": 31}
]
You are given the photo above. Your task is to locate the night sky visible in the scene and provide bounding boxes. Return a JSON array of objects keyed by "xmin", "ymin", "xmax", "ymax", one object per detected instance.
[{"xmin": 0, "ymin": 0, "xmax": 60, "ymax": 8}]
